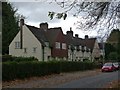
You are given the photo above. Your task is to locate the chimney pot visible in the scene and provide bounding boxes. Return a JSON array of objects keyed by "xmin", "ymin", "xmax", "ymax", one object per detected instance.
[
  {"xmin": 66, "ymin": 31, "xmax": 73, "ymax": 38},
  {"xmin": 75, "ymin": 34, "xmax": 79, "ymax": 38}
]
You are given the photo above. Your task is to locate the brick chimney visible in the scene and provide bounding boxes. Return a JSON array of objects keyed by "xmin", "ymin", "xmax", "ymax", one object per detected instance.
[
  {"xmin": 40, "ymin": 22, "xmax": 48, "ymax": 31},
  {"xmin": 66, "ymin": 27, "xmax": 73, "ymax": 38},
  {"xmin": 20, "ymin": 19, "xmax": 24, "ymax": 49},
  {"xmin": 85, "ymin": 35, "xmax": 89, "ymax": 39}
]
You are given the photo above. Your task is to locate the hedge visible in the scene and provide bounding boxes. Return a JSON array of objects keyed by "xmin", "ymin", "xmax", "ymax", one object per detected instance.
[
  {"xmin": 2, "ymin": 61, "xmax": 100, "ymax": 81},
  {"xmin": 2, "ymin": 55, "xmax": 38, "ymax": 62}
]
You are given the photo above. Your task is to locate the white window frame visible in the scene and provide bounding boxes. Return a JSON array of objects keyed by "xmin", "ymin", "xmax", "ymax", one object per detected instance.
[
  {"xmin": 55, "ymin": 42, "xmax": 60, "ymax": 49},
  {"xmin": 15, "ymin": 42, "xmax": 20, "ymax": 49},
  {"xmin": 62, "ymin": 43, "xmax": 66, "ymax": 50}
]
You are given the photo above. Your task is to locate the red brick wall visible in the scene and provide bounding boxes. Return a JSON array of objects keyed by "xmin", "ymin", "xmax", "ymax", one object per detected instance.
[{"xmin": 51, "ymin": 31, "xmax": 68, "ymax": 58}]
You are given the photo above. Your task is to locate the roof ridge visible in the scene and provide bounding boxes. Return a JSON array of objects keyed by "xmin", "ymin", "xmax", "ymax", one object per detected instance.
[{"xmin": 26, "ymin": 24, "xmax": 39, "ymax": 29}]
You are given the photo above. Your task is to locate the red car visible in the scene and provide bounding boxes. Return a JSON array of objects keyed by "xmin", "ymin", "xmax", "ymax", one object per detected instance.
[{"xmin": 101, "ymin": 62, "xmax": 116, "ymax": 72}]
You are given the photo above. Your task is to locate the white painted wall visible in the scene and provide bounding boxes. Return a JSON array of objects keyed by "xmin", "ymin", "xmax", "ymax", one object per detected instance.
[
  {"xmin": 75, "ymin": 50, "xmax": 83, "ymax": 61},
  {"xmin": 68, "ymin": 48, "xmax": 91, "ymax": 61},
  {"xmin": 91, "ymin": 40, "xmax": 101, "ymax": 61},
  {"xmin": 84, "ymin": 51, "xmax": 90, "ymax": 60},
  {"xmin": 44, "ymin": 47, "xmax": 51, "ymax": 61},
  {"xmin": 9, "ymin": 25, "xmax": 43, "ymax": 61},
  {"xmin": 67, "ymin": 40, "xmax": 101, "ymax": 62}
]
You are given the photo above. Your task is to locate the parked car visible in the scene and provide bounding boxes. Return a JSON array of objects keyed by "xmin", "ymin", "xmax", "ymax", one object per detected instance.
[
  {"xmin": 101, "ymin": 62, "xmax": 116, "ymax": 72},
  {"xmin": 113, "ymin": 62, "xmax": 120, "ymax": 70}
]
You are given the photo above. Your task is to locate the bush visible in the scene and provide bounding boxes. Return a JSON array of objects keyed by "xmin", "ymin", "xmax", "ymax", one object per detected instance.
[
  {"xmin": 2, "ymin": 61, "xmax": 99, "ymax": 81},
  {"xmin": 2, "ymin": 55, "xmax": 13, "ymax": 62},
  {"xmin": 108, "ymin": 52, "xmax": 118, "ymax": 61},
  {"xmin": 2, "ymin": 55, "xmax": 38, "ymax": 62},
  {"xmin": 12, "ymin": 57, "xmax": 38, "ymax": 62}
]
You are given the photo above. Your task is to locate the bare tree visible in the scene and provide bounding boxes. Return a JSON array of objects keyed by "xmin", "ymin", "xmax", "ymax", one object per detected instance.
[{"xmin": 48, "ymin": 0, "xmax": 120, "ymax": 39}]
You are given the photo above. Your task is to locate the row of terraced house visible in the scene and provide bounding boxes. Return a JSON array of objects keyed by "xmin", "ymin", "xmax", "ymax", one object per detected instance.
[{"xmin": 9, "ymin": 19, "xmax": 101, "ymax": 62}]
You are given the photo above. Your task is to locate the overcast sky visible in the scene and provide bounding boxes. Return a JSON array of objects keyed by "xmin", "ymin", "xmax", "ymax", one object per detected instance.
[{"xmin": 9, "ymin": 0, "xmax": 100, "ymax": 38}]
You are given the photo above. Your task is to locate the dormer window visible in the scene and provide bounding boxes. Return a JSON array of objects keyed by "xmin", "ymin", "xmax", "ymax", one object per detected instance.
[
  {"xmin": 55, "ymin": 42, "xmax": 60, "ymax": 49},
  {"xmin": 45, "ymin": 42, "xmax": 49, "ymax": 47}
]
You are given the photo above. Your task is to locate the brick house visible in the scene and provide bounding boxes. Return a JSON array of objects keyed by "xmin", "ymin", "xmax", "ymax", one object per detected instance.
[
  {"xmin": 9, "ymin": 19, "xmax": 67, "ymax": 61},
  {"xmin": 9, "ymin": 19, "xmax": 100, "ymax": 61},
  {"xmin": 64, "ymin": 28, "xmax": 100, "ymax": 61}
]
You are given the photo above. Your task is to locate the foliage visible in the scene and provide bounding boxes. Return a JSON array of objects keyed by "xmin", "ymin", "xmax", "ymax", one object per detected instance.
[
  {"xmin": 2, "ymin": 61, "xmax": 99, "ymax": 81},
  {"xmin": 2, "ymin": 55, "xmax": 13, "ymax": 62},
  {"xmin": 105, "ymin": 29, "xmax": 120, "ymax": 61},
  {"xmin": 49, "ymin": 1, "xmax": 120, "ymax": 38},
  {"xmin": 105, "ymin": 43, "xmax": 116, "ymax": 60},
  {"xmin": 108, "ymin": 52, "xmax": 118, "ymax": 61},
  {"xmin": 117, "ymin": 30, "xmax": 120, "ymax": 60},
  {"xmin": 2, "ymin": 55, "xmax": 38, "ymax": 62},
  {"xmin": 2, "ymin": 2, "xmax": 19, "ymax": 55}
]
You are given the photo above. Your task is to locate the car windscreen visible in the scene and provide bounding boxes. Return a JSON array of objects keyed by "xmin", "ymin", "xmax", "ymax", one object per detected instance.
[{"xmin": 104, "ymin": 63, "xmax": 112, "ymax": 66}]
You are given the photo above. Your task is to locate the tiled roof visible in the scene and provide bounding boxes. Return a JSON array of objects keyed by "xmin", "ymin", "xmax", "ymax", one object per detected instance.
[
  {"xmin": 26, "ymin": 25, "xmax": 47, "ymax": 46},
  {"xmin": 47, "ymin": 27, "xmax": 62, "ymax": 47},
  {"xmin": 26, "ymin": 24, "xmax": 96, "ymax": 52},
  {"xmin": 83, "ymin": 38, "xmax": 96, "ymax": 52},
  {"xmin": 26, "ymin": 25, "xmax": 61, "ymax": 47},
  {"xmin": 64, "ymin": 33, "xmax": 96, "ymax": 52}
]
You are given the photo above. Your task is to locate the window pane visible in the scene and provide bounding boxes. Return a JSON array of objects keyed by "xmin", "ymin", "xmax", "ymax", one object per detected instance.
[
  {"xmin": 62, "ymin": 43, "xmax": 66, "ymax": 49},
  {"xmin": 55, "ymin": 42, "xmax": 60, "ymax": 49},
  {"xmin": 15, "ymin": 42, "xmax": 20, "ymax": 49}
]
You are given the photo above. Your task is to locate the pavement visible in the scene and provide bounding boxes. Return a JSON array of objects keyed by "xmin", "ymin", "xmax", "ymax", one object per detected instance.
[
  {"xmin": 2, "ymin": 69, "xmax": 119, "ymax": 88},
  {"xmin": 53, "ymin": 71, "xmax": 119, "ymax": 88}
]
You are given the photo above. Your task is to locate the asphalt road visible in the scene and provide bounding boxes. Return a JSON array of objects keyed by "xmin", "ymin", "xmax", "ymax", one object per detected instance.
[{"xmin": 53, "ymin": 71, "xmax": 119, "ymax": 88}]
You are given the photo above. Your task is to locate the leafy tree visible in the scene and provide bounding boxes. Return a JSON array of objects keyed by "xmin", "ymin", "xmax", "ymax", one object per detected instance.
[
  {"xmin": 105, "ymin": 43, "xmax": 116, "ymax": 60},
  {"xmin": 48, "ymin": 1, "xmax": 120, "ymax": 38},
  {"xmin": 117, "ymin": 29, "xmax": 120, "ymax": 60},
  {"xmin": 0, "ymin": 2, "xmax": 1, "ymax": 54},
  {"xmin": 2, "ymin": 1, "xmax": 19, "ymax": 55},
  {"xmin": 108, "ymin": 52, "xmax": 118, "ymax": 61}
]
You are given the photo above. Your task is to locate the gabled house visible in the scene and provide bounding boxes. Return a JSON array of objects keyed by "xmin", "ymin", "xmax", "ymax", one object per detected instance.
[
  {"xmin": 64, "ymin": 28, "xmax": 91, "ymax": 61},
  {"xmin": 83, "ymin": 35, "xmax": 101, "ymax": 61},
  {"xmin": 9, "ymin": 19, "xmax": 67, "ymax": 61},
  {"xmin": 64, "ymin": 29, "xmax": 100, "ymax": 61},
  {"xmin": 9, "ymin": 19, "xmax": 100, "ymax": 62},
  {"xmin": 47, "ymin": 27, "xmax": 68, "ymax": 60}
]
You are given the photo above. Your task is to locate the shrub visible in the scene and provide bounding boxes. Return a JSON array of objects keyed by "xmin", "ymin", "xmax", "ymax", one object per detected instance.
[
  {"xmin": 2, "ymin": 55, "xmax": 13, "ymax": 62},
  {"xmin": 2, "ymin": 55, "xmax": 38, "ymax": 62},
  {"xmin": 12, "ymin": 57, "xmax": 38, "ymax": 62},
  {"xmin": 2, "ymin": 60, "xmax": 99, "ymax": 81}
]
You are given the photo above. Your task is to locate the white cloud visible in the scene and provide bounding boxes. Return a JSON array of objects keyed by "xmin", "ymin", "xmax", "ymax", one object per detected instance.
[{"xmin": 10, "ymin": 1, "xmax": 98, "ymax": 38}]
